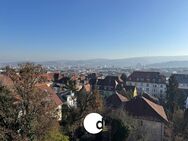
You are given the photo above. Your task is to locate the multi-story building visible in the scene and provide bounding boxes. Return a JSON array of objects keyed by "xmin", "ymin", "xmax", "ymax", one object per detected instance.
[
  {"xmin": 172, "ymin": 74, "xmax": 188, "ymax": 89},
  {"xmin": 96, "ymin": 75, "xmax": 120, "ymax": 97},
  {"xmin": 126, "ymin": 71, "xmax": 166, "ymax": 97}
]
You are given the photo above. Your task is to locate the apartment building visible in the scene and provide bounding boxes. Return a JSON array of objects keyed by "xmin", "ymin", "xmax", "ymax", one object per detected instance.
[{"xmin": 126, "ymin": 71, "xmax": 166, "ymax": 97}]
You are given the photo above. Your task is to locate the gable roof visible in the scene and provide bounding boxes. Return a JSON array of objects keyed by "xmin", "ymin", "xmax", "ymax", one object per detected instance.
[
  {"xmin": 124, "ymin": 96, "xmax": 168, "ymax": 123},
  {"xmin": 40, "ymin": 73, "xmax": 54, "ymax": 81},
  {"xmin": 142, "ymin": 92, "xmax": 159, "ymax": 104},
  {"xmin": 97, "ymin": 75, "xmax": 119, "ymax": 87},
  {"xmin": 106, "ymin": 92, "xmax": 128, "ymax": 108},
  {"xmin": 142, "ymin": 97, "xmax": 168, "ymax": 122},
  {"xmin": 124, "ymin": 85, "xmax": 136, "ymax": 92},
  {"xmin": 127, "ymin": 71, "xmax": 166, "ymax": 84},
  {"xmin": 36, "ymin": 84, "xmax": 63, "ymax": 106},
  {"xmin": 116, "ymin": 92, "xmax": 128, "ymax": 102},
  {"xmin": 0, "ymin": 74, "xmax": 63, "ymax": 106}
]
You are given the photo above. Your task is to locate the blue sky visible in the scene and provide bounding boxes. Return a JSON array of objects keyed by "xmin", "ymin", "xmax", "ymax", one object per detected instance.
[{"xmin": 0, "ymin": 0, "xmax": 188, "ymax": 61}]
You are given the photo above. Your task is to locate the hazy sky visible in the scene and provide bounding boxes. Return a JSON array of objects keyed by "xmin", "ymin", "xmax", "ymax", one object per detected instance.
[{"xmin": 0, "ymin": 0, "xmax": 188, "ymax": 61}]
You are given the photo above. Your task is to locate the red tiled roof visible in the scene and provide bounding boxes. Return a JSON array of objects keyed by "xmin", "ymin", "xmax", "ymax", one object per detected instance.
[
  {"xmin": 143, "ymin": 97, "xmax": 168, "ymax": 122},
  {"xmin": 116, "ymin": 92, "xmax": 128, "ymax": 102},
  {"xmin": 0, "ymin": 74, "xmax": 14, "ymax": 87},
  {"xmin": 106, "ymin": 92, "xmax": 128, "ymax": 108},
  {"xmin": 36, "ymin": 84, "xmax": 63, "ymax": 106},
  {"xmin": 125, "ymin": 96, "xmax": 168, "ymax": 123},
  {"xmin": 40, "ymin": 73, "xmax": 54, "ymax": 81},
  {"xmin": 0, "ymin": 74, "xmax": 62, "ymax": 106}
]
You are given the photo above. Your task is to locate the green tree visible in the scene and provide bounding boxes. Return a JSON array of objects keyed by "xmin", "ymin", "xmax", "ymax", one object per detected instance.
[
  {"xmin": 166, "ymin": 75, "xmax": 179, "ymax": 119},
  {"xmin": 43, "ymin": 122, "xmax": 69, "ymax": 141},
  {"xmin": 120, "ymin": 73, "xmax": 127, "ymax": 83},
  {"xmin": 111, "ymin": 119, "xmax": 129, "ymax": 141}
]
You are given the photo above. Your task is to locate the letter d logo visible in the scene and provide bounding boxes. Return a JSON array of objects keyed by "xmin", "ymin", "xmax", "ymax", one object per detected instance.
[{"xmin": 83, "ymin": 113, "xmax": 103, "ymax": 134}]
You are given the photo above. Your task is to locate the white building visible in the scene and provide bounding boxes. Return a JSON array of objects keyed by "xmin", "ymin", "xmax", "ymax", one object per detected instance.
[
  {"xmin": 61, "ymin": 91, "xmax": 77, "ymax": 108},
  {"xmin": 126, "ymin": 71, "xmax": 167, "ymax": 98}
]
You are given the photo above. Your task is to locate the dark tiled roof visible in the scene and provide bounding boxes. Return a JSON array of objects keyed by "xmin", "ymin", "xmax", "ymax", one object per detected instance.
[
  {"xmin": 97, "ymin": 75, "xmax": 119, "ymax": 87},
  {"xmin": 57, "ymin": 77, "xmax": 69, "ymax": 84},
  {"xmin": 124, "ymin": 86, "xmax": 136, "ymax": 92},
  {"xmin": 127, "ymin": 71, "xmax": 166, "ymax": 84},
  {"xmin": 106, "ymin": 92, "xmax": 128, "ymax": 108},
  {"xmin": 124, "ymin": 96, "xmax": 168, "ymax": 123},
  {"xmin": 173, "ymin": 74, "xmax": 188, "ymax": 84},
  {"xmin": 87, "ymin": 73, "xmax": 97, "ymax": 79},
  {"xmin": 97, "ymin": 79, "xmax": 105, "ymax": 85}
]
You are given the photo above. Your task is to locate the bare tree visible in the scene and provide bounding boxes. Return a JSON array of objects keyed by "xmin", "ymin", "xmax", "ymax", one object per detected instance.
[{"xmin": 0, "ymin": 63, "xmax": 57, "ymax": 141}]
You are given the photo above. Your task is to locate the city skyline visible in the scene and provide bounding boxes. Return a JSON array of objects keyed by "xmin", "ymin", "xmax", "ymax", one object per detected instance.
[{"xmin": 1, "ymin": 0, "xmax": 188, "ymax": 61}]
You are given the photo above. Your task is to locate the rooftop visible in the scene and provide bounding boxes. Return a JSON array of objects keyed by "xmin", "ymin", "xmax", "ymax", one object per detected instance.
[
  {"xmin": 127, "ymin": 71, "xmax": 166, "ymax": 84},
  {"xmin": 173, "ymin": 74, "xmax": 188, "ymax": 84},
  {"xmin": 124, "ymin": 96, "xmax": 168, "ymax": 123}
]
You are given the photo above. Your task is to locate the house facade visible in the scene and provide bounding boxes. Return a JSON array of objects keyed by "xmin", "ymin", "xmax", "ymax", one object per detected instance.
[
  {"xmin": 124, "ymin": 96, "xmax": 168, "ymax": 141},
  {"xmin": 96, "ymin": 75, "xmax": 121, "ymax": 97},
  {"xmin": 126, "ymin": 71, "xmax": 167, "ymax": 98}
]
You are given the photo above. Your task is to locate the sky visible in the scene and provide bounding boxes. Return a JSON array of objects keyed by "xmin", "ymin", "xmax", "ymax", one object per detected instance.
[{"xmin": 0, "ymin": 0, "xmax": 188, "ymax": 61}]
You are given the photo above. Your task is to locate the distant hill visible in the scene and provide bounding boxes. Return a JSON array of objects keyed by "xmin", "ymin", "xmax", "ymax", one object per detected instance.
[
  {"xmin": 40, "ymin": 56, "xmax": 188, "ymax": 68},
  {"xmin": 147, "ymin": 61, "xmax": 188, "ymax": 68},
  {"xmin": 1, "ymin": 56, "xmax": 188, "ymax": 68}
]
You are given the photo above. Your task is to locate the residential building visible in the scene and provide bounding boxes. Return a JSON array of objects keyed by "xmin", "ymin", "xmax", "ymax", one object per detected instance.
[
  {"xmin": 124, "ymin": 96, "xmax": 168, "ymax": 141},
  {"xmin": 106, "ymin": 92, "xmax": 128, "ymax": 109},
  {"xmin": 126, "ymin": 71, "xmax": 166, "ymax": 97},
  {"xmin": 172, "ymin": 74, "xmax": 188, "ymax": 89},
  {"xmin": 96, "ymin": 75, "xmax": 120, "ymax": 97},
  {"xmin": 60, "ymin": 91, "xmax": 77, "ymax": 108}
]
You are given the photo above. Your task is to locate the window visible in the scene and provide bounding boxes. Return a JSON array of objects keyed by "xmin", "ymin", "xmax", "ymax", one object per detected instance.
[
  {"xmin": 140, "ymin": 120, "xmax": 143, "ymax": 126},
  {"xmin": 104, "ymin": 86, "xmax": 107, "ymax": 90},
  {"xmin": 146, "ymin": 88, "xmax": 149, "ymax": 92},
  {"xmin": 146, "ymin": 83, "xmax": 149, "ymax": 87}
]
